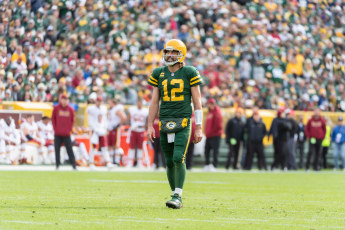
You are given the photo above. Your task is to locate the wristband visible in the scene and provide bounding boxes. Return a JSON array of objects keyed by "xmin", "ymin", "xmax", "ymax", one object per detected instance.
[{"xmin": 195, "ymin": 109, "xmax": 203, "ymax": 125}]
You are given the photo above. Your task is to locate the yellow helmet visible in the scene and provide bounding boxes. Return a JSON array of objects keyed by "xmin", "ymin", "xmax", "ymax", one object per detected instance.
[{"xmin": 163, "ymin": 39, "xmax": 187, "ymax": 66}]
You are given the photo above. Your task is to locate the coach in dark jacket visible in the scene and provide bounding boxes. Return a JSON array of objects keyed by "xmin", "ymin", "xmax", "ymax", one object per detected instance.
[
  {"xmin": 268, "ymin": 108, "xmax": 285, "ymax": 169},
  {"xmin": 225, "ymin": 108, "xmax": 245, "ymax": 170},
  {"xmin": 296, "ymin": 116, "xmax": 306, "ymax": 169},
  {"xmin": 286, "ymin": 110, "xmax": 298, "ymax": 170},
  {"xmin": 52, "ymin": 94, "xmax": 76, "ymax": 170},
  {"xmin": 244, "ymin": 111, "xmax": 267, "ymax": 170},
  {"xmin": 271, "ymin": 110, "xmax": 292, "ymax": 170}
]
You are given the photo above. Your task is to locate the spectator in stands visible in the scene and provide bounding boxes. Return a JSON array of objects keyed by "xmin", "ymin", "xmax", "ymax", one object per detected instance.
[
  {"xmin": 204, "ymin": 98, "xmax": 223, "ymax": 172},
  {"xmin": 0, "ymin": 0, "xmax": 344, "ymax": 113},
  {"xmin": 331, "ymin": 116, "xmax": 345, "ymax": 171},
  {"xmin": 305, "ymin": 108, "xmax": 326, "ymax": 171},
  {"xmin": 225, "ymin": 107, "xmax": 245, "ymax": 170}
]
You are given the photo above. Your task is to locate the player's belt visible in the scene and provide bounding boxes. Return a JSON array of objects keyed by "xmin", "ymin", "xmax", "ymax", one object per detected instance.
[
  {"xmin": 112, "ymin": 125, "xmax": 120, "ymax": 131},
  {"xmin": 159, "ymin": 118, "xmax": 189, "ymax": 133}
]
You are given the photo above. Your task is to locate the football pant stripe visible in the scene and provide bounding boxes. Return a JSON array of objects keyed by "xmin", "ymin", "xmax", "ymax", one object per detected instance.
[
  {"xmin": 190, "ymin": 76, "xmax": 199, "ymax": 82},
  {"xmin": 182, "ymin": 122, "xmax": 192, "ymax": 163},
  {"xmin": 148, "ymin": 79, "xmax": 158, "ymax": 86},
  {"xmin": 190, "ymin": 79, "xmax": 201, "ymax": 85}
]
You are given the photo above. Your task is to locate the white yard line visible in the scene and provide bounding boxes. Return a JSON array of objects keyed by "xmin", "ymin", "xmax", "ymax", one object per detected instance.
[
  {"xmin": 62, "ymin": 220, "xmax": 105, "ymax": 224},
  {"xmin": 3, "ymin": 216, "xmax": 345, "ymax": 229},
  {"xmin": 2, "ymin": 220, "xmax": 54, "ymax": 225},
  {"xmin": 88, "ymin": 179, "xmax": 230, "ymax": 185}
]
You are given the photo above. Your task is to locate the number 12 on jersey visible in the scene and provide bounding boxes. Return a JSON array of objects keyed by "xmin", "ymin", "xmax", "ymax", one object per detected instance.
[{"xmin": 162, "ymin": 79, "xmax": 184, "ymax": 102}]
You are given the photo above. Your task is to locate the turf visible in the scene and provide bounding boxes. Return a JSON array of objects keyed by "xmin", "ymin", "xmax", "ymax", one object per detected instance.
[{"xmin": 0, "ymin": 170, "xmax": 345, "ymax": 230}]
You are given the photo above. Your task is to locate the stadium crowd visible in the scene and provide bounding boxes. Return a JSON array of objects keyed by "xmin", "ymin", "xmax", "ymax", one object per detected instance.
[{"xmin": 0, "ymin": 0, "xmax": 345, "ymax": 111}]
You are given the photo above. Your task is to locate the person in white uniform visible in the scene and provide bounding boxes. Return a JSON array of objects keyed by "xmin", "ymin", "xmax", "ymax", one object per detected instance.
[
  {"xmin": 37, "ymin": 116, "xmax": 55, "ymax": 164},
  {"xmin": 107, "ymin": 97, "xmax": 127, "ymax": 165},
  {"xmin": 0, "ymin": 116, "xmax": 20, "ymax": 164},
  {"xmin": 127, "ymin": 99, "xmax": 148, "ymax": 168},
  {"xmin": 20, "ymin": 114, "xmax": 45, "ymax": 164},
  {"xmin": 87, "ymin": 96, "xmax": 114, "ymax": 170}
]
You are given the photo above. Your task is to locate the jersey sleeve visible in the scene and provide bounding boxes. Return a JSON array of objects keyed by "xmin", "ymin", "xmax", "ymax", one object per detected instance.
[
  {"xmin": 147, "ymin": 68, "xmax": 160, "ymax": 87},
  {"xmin": 118, "ymin": 104, "xmax": 124, "ymax": 112},
  {"xmin": 189, "ymin": 67, "xmax": 203, "ymax": 87}
]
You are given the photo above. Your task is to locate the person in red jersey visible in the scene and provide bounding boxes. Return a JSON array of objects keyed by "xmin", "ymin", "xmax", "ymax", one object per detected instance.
[
  {"xmin": 204, "ymin": 98, "xmax": 223, "ymax": 172},
  {"xmin": 52, "ymin": 94, "xmax": 76, "ymax": 170},
  {"xmin": 305, "ymin": 108, "xmax": 326, "ymax": 171}
]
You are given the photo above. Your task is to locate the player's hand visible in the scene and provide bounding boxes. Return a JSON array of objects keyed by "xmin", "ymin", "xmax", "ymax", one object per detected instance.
[
  {"xmin": 193, "ymin": 125, "xmax": 202, "ymax": 144},
  {"xmin": 147, "ymin": 126, "xmax": 156, "ymax": 143}
]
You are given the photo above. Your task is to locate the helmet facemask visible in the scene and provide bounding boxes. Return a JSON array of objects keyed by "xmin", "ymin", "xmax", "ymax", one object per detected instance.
[{"xmin": 163, "ymin": 47, "xmax": 183, "ymax": 66}]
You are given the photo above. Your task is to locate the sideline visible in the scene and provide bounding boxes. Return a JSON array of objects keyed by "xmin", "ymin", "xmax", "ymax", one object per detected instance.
[{"xmin": 0, "ymin": 165, "xmax": 343, "ymax": 174}]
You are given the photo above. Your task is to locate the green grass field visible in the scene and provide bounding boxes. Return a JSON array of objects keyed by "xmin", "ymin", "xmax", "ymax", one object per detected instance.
[{"xmin": 0, "ymin": 170, "xmax": 345, "ymax": 229}]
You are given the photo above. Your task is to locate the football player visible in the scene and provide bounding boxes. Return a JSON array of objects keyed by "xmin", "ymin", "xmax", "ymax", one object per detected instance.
[
  {"xmin": 20, "ymin": 114, "xmax": 44, "ymax": 164},
  {"xmin": 37, "ymin": 116, "xmax": 55, "ymax": 164},
  {"xmin": 127, "ymin": 99, "xmax": 148, "ymax": 168},
  {"xmin": 87, "ymin": 96, "xmax": 114, "ymax": 170},
  {"xmin": 107, "ymin": 97, "xmax": 127, "ymax": 165},
  {"xmin": 147, "ymin": 39, "xmax": 203, "ymax": 209},
  {"xmin": 0, "ymin": 116, "xmax": 20, "ymax": 164}
]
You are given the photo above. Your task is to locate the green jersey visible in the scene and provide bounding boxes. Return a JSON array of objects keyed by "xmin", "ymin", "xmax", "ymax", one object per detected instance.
[{"xmin": 148, "ymin": 66, "xmax": 203, "ymax": 119}]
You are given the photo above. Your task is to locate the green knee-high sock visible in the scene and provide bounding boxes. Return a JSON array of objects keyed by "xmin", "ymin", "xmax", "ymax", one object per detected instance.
[
  {"xmin": 174, "ymin": 162, "xmax": 186, "ymax": 189},
  {"xmin": 167, "ymin": 166, "xmax": 175, "ymax": 191}
]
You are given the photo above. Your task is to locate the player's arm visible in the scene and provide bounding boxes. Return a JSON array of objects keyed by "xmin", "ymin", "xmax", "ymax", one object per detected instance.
[
  {"xmin": 127, "ymin": 109, "xmax": 131, "ymax": 126},
  {"xmin": 38, "ymin": 122, "xmax": 43, "ymax": 134},
  {"xmin": 87, "ymin": 108, "xmax": 95, "ymax": 131},
  {"xmin": 147, "ymin": 87, "xmax": 160, "ymax": 142},
  {"xmin": 116, "ymin": 109, "xmax": 127, "ymax": 125},
  {"xmin": 22, "ymin": 124, "xmax": 30, "ymax": 137},
  {"xmin": 191, "ymin": 85, "xmax": 203, "ymax": 144},
  {"xmin": 34, "ymin": 123, "xmax": 41, "ymax": 139},
  {"xmin": 52, "ymin": 108, "xmax": 57, "ymax": 131}
]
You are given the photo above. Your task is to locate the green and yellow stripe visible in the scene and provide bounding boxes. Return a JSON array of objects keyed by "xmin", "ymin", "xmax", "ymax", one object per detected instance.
[
  {"xmin": 182, "ymin": 123, "xmax": 192, "ymax": 163},
  {"xmin": 190, "ymin": 76, "xmax": 199, "ymax": 82},
  {"xmin": 190, "ymin": 79, "xmax": 201, "ymax": 86},
  {"xmin": 148, "ymin": 76, "xmax": 158, "ymax": 86}
]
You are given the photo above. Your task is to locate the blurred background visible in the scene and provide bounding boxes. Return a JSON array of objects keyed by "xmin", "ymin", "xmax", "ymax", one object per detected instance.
[{"xmin": 0, "ymin": 0, "xmax": 345, "ymax": 170}]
